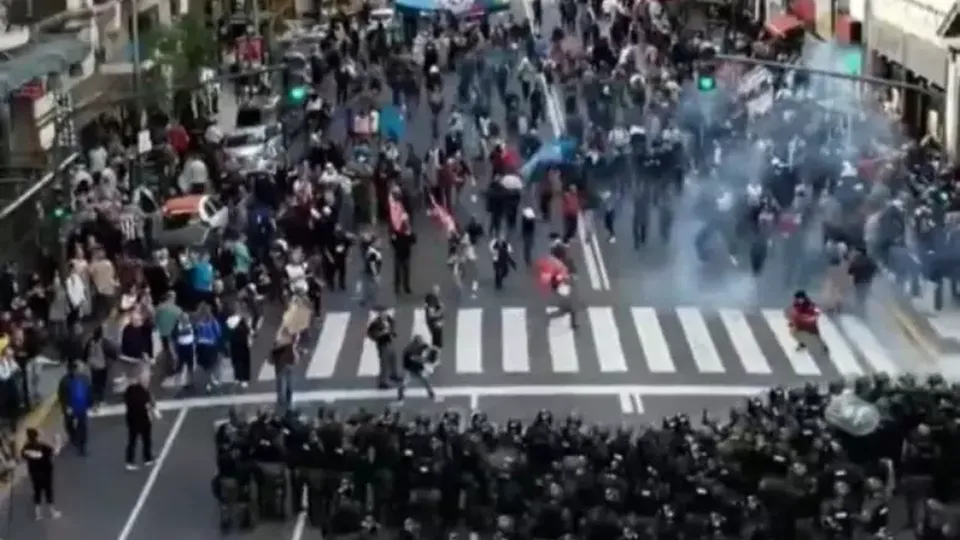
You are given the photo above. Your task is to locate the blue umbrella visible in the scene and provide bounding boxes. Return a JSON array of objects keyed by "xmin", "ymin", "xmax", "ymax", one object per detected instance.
[
  {"xmin": 520, "ymin": 138, "xmax": 576, "ymax": 182},
  {"xmin": 379, "ymin": 105, "xmax": 405, "ymax": 142}
]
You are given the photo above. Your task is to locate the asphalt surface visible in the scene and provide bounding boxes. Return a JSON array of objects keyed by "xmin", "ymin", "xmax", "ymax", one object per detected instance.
[{"xmin": 5, "ymin": 3, "xmax": 925, "ymax": 539}]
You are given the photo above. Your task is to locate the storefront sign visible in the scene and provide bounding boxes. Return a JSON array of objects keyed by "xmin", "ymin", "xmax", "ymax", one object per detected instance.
[{"xmin": 867, "ymin": 16, "xmax": 948, "ymax": 87}]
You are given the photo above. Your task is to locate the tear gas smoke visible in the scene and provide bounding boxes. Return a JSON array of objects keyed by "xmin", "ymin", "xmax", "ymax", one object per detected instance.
[{"xmin": 639, "ymin": 40, "xmax": 904, "ymax": 308}]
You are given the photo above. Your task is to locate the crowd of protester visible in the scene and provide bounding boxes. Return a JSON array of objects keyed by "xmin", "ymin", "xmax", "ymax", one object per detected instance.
[{"xmin": 211, "ymin": 374, "xmax": 960, "ymax": 540}]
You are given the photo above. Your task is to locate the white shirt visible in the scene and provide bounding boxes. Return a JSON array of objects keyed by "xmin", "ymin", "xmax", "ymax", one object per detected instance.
[{"xmin": 88, "ymin": 146, "xmax": 108, "ymax": 173}]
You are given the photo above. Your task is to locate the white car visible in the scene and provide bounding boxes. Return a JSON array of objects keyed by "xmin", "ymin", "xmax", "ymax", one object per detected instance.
[{"xmin": 223, "ymin": 124, "xmax": 283, "ymax": 173}]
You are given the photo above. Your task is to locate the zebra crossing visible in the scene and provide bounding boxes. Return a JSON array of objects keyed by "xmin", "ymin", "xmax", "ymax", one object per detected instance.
[{"xmin": 255, "ymin": 306, "xmax": 902, "ymax": 384}]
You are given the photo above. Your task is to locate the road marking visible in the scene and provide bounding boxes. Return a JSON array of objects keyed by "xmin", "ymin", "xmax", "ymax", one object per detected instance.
[
  {"xmin": 547, "ymin": 315, "xmax": 579, "ymax": 372},
  {"xmin": 290, "ymin": 487, "xmax": 308, "ymax": 540},
  {"xmin": 502, "ymin": 308, "xmax": 530, "ymax": 373},
  {"xmin": 91, "ymin": 384, "xmax": 773, "ymax": 416},
  {"xmin": 577, "ymin": 216, "xmax": 603, "ymax": 290},
  {"xmin": 630, "ymin": 307, "xmax": 676, "ymax": 373},
  {"xmin": 357, "ymin": 312, "xmax": 380, "ymax": 377},
  {"xmin": 761, "ymin": 309, "xmax": 822, "ymax": 376},
  {"xmin": 836, "ymin": 314, "xmax": 900, "ymax": 375},
  {"xmin": 257, "ymin": 349, "xmax": 276, "ymax": 382},
  {"xmin": 718, "ymin": 309, "xmax": 772, "ymax": 374},
  {"xmin": 819, "ymin": 316, "xmax": 864, "ymax": 376},
  {"xmin": 588, "ymin": 307, "xmax": 628, "ymax": 372},
  {"xmin": 456, "ymin": 308, "xmax": 484, "ymax": 373},
  {"xmin": 632, "ymin": 394, "xmax": 645, "ymax": 414},
  {"xmin": 618, "ymin": 393, "xmax": 633, "ymax": 413},
  {"xmin": 117, "ymin": 408, "xmax": 189, "ymax": 540},
  {"xmin": 305, "ymin": 312, "xmax": 351, "ymax": 379},
  {"xmin": 675, "ymin": 307, "xmax": 725, "ymax": 373},
  {"xmin": 412, "ymin": 308, "xmax": 431, "ymax": 343},
  {"xmin": 589, "ymin": 220, "xmax": 611, "ymax": 289}
]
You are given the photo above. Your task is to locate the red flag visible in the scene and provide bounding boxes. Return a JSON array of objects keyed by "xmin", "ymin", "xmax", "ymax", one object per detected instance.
[
  {"xmin": 535, "ymin": 255, "xmax": 570, "ymax": 293},
  {"xmin": 428, "ymin": 194, "xmax": 457, "ymax": 235},
  {"xmin": 388, "ymin": 193, "xmax": 409, "ymax": 233}
]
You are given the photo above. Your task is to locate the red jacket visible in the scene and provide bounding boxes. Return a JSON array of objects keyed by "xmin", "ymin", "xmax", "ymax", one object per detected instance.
[{"xmin": 789, "ymin": 303, "xmax": 819, "ymax": 334}]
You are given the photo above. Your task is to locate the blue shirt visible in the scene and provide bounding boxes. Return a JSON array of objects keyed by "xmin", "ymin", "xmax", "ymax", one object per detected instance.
[
  {"xmin": 69, "ymin": 377, "xmax": 89, "ymax": 414},
  {"xmin": 191, "ymin": 261, "xmax": 214, "ymax": 292},
  {"xmin": 195, "ymin": 318, "xmax": 221, "ymax": 346}
]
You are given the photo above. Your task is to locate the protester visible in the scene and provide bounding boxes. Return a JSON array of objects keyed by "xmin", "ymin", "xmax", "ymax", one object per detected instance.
[
  {"xmin": 21, "ymin": 427, "xmax": 61, "ymax": 520},
  {"xmin": 57, "ymin": 361, "xmax": 92, "ymax": 456},
  {"xmin": 123, "ymin": 368, "xmax": 156, "ymax": 470}
]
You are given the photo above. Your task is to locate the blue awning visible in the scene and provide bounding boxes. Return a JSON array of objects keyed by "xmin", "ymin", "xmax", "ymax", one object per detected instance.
[{"xmin": 0, "ymin": 35, "xmax": 91, "ymax": 96}]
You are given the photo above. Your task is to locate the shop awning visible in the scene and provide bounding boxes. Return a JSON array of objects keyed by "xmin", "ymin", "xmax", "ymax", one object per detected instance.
[
  {"xmin": 765, "ymin": 14, "xmax": 803, "ymax": 38},
  {"xmin": 0, "ymin": 35, "xmax": 91, "ymax": 97}
]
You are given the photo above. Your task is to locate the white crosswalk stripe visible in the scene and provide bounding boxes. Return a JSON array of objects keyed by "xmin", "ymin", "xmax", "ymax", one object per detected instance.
[{"xmin": 260, "ymin": 306, "xmax": 900, "ymax": 383}]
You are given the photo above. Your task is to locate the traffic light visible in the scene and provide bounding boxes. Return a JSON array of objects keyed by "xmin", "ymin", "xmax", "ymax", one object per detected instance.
[
  {"xmin": 51, "ymin": 206, "xmax": 70, "ymax": 220},
  {"xmin": 697, "ymin": 75, "xmax": 716, "ymax": 92},
  {"xmin": 288, "ymin": 86, "xmax": 307, "ymax": 103}
]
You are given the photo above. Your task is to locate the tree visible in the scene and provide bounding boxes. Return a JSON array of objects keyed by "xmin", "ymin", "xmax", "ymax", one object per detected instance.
[{"xmin": 140, "ymin": 12, "xmax": 218, "ymax": 123}]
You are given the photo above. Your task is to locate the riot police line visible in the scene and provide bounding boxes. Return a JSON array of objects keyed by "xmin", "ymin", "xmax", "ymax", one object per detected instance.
[{"xmin": 210, "ymin": 373, "xmax": 958, "ymax": 539}]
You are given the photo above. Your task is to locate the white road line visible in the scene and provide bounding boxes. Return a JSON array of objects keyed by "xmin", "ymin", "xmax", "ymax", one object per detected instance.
[
  {"xmin": 819, "ymin": 316, "xmax": 864, "ymax": 376},
  {"xmin": 632, "ymin": 394, "xmax": 645, "ymax": 414},
  {"xmin": 502, "ymin": 308, "xmax": 530, "ymax": 373},
  {"xmin": 456, "ymin": 308, "xmax": 484, "ymax": 373},
  {"xmin": 618, "ymin": 393, "xmax": 634, "ymax": 413},
  {"xmin": 357, "ymin": 313, "xmax": 380, "ymax": 377},
  {"xmin": 577, "ymin": 217, "xmax": 603, "ymax": 290},
  {"xmin": 761, "ymin": 309, "xmax": 822, "ymax": 376},
  {"xmin": 588, "ymin": 307, "xmax": 628, "ymax": 372},
  {"xmin": 257, "ymin": 353, "xmax": 275, "ymax": 381},
  {"xmin": 836, "ymin": 314, "xmax": 900, "ymax": 375},
  {"xmin": 412, "ymin": 308, "xmax": 431, "ymax": 342},
  {"xmin": 117, "ymin": 408, "xmax": 190, "ymax": 540},
  {"xmin": 305, "ymin": 312, "xmax": 351, "ymax": 379},
  {"xmin": 631, "ymin": 307, "xmax": 676, "ymax": 373},
  {"xmin": 91, "ymin": 384, "xmax": 776, "ymax": 416},
  {"xmin": 675, "ymin": 307, "xmax": 725, "ymax": 373},
  {"xmin": 718, "ymin": 309, "xmax": 772, "ymax": 374},
  {"xmin": 547, "ymin": 316, "xmax": 579, "ymax": 373},
  {"xmin": 590, "ymin": 224, "xmax": 611, "ymax": 289},
  {"xmin": 290, "ymin": 487, "xmax": 308, "ymax": 540}
]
